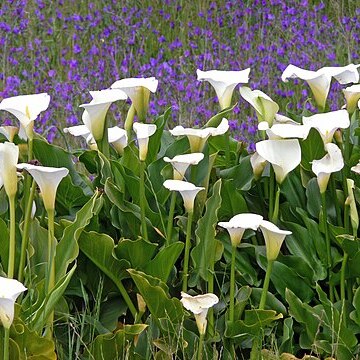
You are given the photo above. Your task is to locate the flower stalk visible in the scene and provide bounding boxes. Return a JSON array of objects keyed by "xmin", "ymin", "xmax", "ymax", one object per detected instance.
[
  {"xmin": 182, "ymin": 210, "xmax": 194, "ymax": 292},
  {"xmin": 166, "ymin": 191, "xmax": 177, "ymax": 244},
  {"xmin": 139, "ymin": 160, "xmax": 148, "ymax": 241},
  {"xmin": 8, "ymin": 195, "xmax": 16, "ymax": 279}
]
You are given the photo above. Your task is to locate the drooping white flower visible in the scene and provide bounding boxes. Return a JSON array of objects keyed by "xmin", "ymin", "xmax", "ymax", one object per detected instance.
[
  {"xmin": 0, "ymin": 126, "xmax": 19, "ymax": 142},
  {"xmin": 259, "ymin": 220, "xmax": 292, "ymax": 261},
  {"xmin": 343, "ymin": 84, "xmax": 360, "ymax": 114},
  {"xmin": 197, "ymin": 68, "xmax": 250, "ymax": 109},
  {"xmin": 0, "ymin": 276, "xmax": 27, "ymax": 329},
  {"xmin": 169, "ymin": 118, "xmax": 229, "ymax": 152},
  {"xmin": 79, "ymin": 89, "xmax": 127, "ymax": 141},
  {"xmin": 0, "ymin": 142, "xmax": 19, "ymax": 198},
  {"xmin": 281, "ymin": 64, "xmax": 360, "ymax": 110},
  {"xmin": 180, "ymin": 292, "xmax": 219, "ymax": 335},
  {"xmin": 312, "ymin": 143, "xmax": 344, "ymax": 193},
  {"xmin": 264, "ymin": 123, "xmax": 311, "ymax": 140},
  {"xmin": 111, "ymin": 77, "xmax": 158, "ymax": 121},
  {"xmin": 218, "ymin": 213, "xmax": 263, "ymax": 247},
  {"xmin": 302, "ymin": 109, "xmax": 350, "ymax": 145},
  {"xmin": 345, "ymin": 179, "xmax": 359, "ymax": 233},
  {"xmin": 0, "ymin": 93, "xmax": 50, "ymax": 139},
  {"xmin": 256, "ymin": 139, "xmax": 301, "ymax": 184},
  {"xmin": 240, "ymin": 87, "xmax": 279, "ymax": 125},
  {"xmin": 163, "ymin": 180, "xmax": 204, "ymax": 213},
  {"xmin": 63, "ymin": 124, "xmax": 94, "ymax": 147},
  {"xmin": 164, "ymin": 153, "xmax": 204, "ymax": 180},
  {"xmin": 17, "ymin": 163, "xmax": 69, "ymax": 211},
  {"xmin": 133, "ymin": 122, "xmax": 157, "ymax": 161},
  {"xmin": 108, "ymin": 126, "xmax": 128, "ymax": 155},
  {"xmin": 250, "ymin": 152, "xmax": 267, "ymax": 180}
]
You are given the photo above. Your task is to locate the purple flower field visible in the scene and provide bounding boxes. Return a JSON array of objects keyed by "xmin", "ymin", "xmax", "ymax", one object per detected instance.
[{"xmin": 0, "ymin": 0, "xmax": 359, "ymax": 146}]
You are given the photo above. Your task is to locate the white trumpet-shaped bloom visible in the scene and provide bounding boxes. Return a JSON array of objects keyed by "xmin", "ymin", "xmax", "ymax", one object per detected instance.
[
  {"xmin": 169, "ymin": 118, "xmax": 229, "ymax": 152},
  {"xmin": 281, "ymin": 64, "xmax": 360, "ymax": 110},
  {"xmin": 250, "ymin": 152, "xmax": 267, "ymax": 180},
  {"xmin": 180, "ymin": 292, "xmax": 219, "ymax": 335},
  {"xmin": 0, "ymin": 276, "xmax": 27, "ymax": 329},
  {"xmin": 343, "ymin": 84, "xmax": 360, "ymax": 114},
  {"xmin": 346, "ymin": 179, "xmax": 359, "ymax": 233},
  {"xmin": 63, "ymin": 124, "xmax": 94, "ymax": 146},
  {"xmin": 0, "ymin": 93, "xmax": 50, "ymax": 139},
  {"xmin": 111, "ymin": 77, "xmax": 158, "ymax": 121},
  {"xmin": 256, "ymin": 139, "xmax": 301, "ymax": 184},
  {"xmin": 259, "ymin": 220, "xmax": 292, "ymax": 261},
  {"xmin": 133, "ymin": 122, "xmax": 157, "ymax": 161},
  {"xmin": 0, "ymin": 126, "xmax": 19, "ymax": 142},
  {"xmin": 0, "ymin": 142, "xmax": 19, "ymax": 198},
  {"xmin": 302, "ymin": 109, "xmax": 350, "ymax": 145},
  {"xmin": 312, "ymin": 143, "xmax": 344, "ymax": 193},
  {"xmin": 17, "ymin": 163, "xmax": 69, "ymax": 211},
  {"xmin": 80, "ymin": 89, "xmax": 127, "ymax": 141},
  {"xmin": 197, "ymin": 68, "xmax": 250, "ymax": 109},
  {"xmin": 218, "ymin": 213, "xmax": 263, "ymax": 247},
  {"xmin": 163, "ymin": 180, "xmax": 204, "ymax": 213},
  {"xmin": 240, "ymin": 87, "xmax": 279, "ymax": 125},
  {"xmin": 108, "ymin": 126, "xmax": 128, "ymax": 155},
  {"xmin": 262, "ymin": 123, "xmax": 311, "ymax": 140},
  {"xmin": 163, "ymin": 153, "xmax": 204, "ymax": 180}
]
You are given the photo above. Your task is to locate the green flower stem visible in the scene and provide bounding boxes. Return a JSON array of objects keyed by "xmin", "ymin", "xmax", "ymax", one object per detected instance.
[
  {"xmin": 271, "ymin": 185, "xmax": 280, "ymax": 225},
  {"xmin": 139, "ymin": 161, "xmax": 148, "ymax": 241},
  {"xmin": 268, "ymin": 167, "xmax": 275, "ymax": 220},
  {"xmin": 207, "ymin": 251, "xmax": 215, "ymax": 338},
  {"xmin": 256, "ymin": 182, "xmax": 266, "ymax": 218},
  {"xmin": 116, "ymin": 280, "xmax": 137, "ymax": 320},
  {"xmin": 8, "ymin": 195, "xmax": 16, "ymax": 279},
  {"xmin": 124, "ymin": 104, "xmax": 136, "ymax": 140},
  {"xmin": 166, "ymin": 191, "xmax": 177, "ymax": 245},
  {"xmin": 330, "ymin": 176, "xmax": 342, "ymax": 227},
  {"xmin": 225, "ymin": 132, "xmax": 230, "ymax": 165},
  {"xmin": 259, "ymin": 259, "xmax": 274, "ymax": 310},
  {"xmin": 197, "ymin": 333, "xmax": 204, "ymax": 360},
  {"xmin": 340, "ymin": 252, "xmax": 349, "ymax": 303},
  {"xmin": 3, "ymin": 327, "xmax": 9, "ymax": 360},
  {"xmin": 182, "ymin": 210, "xmax": 194, "ymax": 292},
  {"xmin": 28, "ymin": 137, "xmax": 33, "ymax": 161},
  {"xmin": 18, "ymin": 180, "xmax": 37, "ymax": 283},
  {"xmin": 96, "ymin": 118, "xmax": 110, "ymax": 158},
  {"xmin": 229, "ymin": 244, "xmax": 237, "ymax": 323}
]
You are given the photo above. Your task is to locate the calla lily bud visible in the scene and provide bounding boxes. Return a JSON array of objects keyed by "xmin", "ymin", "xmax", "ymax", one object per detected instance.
[
  {"xmin": 197, "ymin": 68, "xmax": 250, "ymax": 109},
  {"xmin": 108, "ymin": 126, "xmax": 128, "ymax": 155},
  {"xmin": 0, "ymin": 277, "xmax": 27, "ymax": 329},
  {"xmin": 346, "ymin": 179, "xmax": 359, "ymax": 234},
  {"xmin": 17, "ymin": 163, "xmax": 69, "ymax": 211},
  {"xmin": 218, "ymin": 213, "xmax": 263, "ymax": 247},
  {"xmin": 250, "ymin": 152, "xmax": 267, "ymax": 180},
  {"xmin": 343, "ymin": 84, "xmax": 360, "ymax": 114},
  {"xmin": 163, "ymin": 153, "xmax": 204, "ymax": 180},
  {"xmin": 259, "ymin": 220, "xmax": 292, "ymax": 261},
  {"xmin": 0, "ymin": 126, "xmax": 19, "ymax": 142},
  {"xmin": 133, "ymin": 122, "xmax": 157, "ymax": 161},
  {"xmin": 0, "ymin": 142, "xmax": 19, "ymax": 198},
  {"xmin": 180, "ymin": 292, "xmax": 219, "ymax": 335}
]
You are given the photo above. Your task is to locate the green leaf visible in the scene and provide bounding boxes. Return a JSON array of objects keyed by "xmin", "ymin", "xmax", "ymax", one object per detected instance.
[
  {"xmin": 300, "ymin": 127, "xmax": 326, "ymax": 172},
  {"xmin": 350, "ymin": 285, "xmax": 360, "ymax": 326},
  {"xmin": 278, "ymin": 317, "xmax": 294, "ymax": 354},
  {"xmin": 280, "ymin": 173, "xmax": 306, "ymax": 209},
  {"xmin": 204, "ymin": 103, "xmax": 237, "ymax": 127},
  {"xmin": 191, "ymin": 179, "xmax": 222, "ymax": 282}
]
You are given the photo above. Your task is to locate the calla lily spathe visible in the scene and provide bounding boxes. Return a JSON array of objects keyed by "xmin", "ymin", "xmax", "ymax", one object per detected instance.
[
  {"xmin": 0, "ymin": 142, "xmax": 19, "ymax": 198},
  {"xmin": 133, "ymin": 122, "xmax": 157, "ymax": 161},
  {"xmin": 312, "ymin": 143, "xmax": 344, "ymax": 193},
  {"xmin": 111, "ymin": 77, "xmax": 158, "ymax": 121},
  {"xmin": 250, "ymin": 152, "xmax": 267, "ymax": 180},
  {"xmin": 260, "ymin": 122, "xmax": 311, "ymax": 140},
  {"xmin": 108, "ymin": 126, "xmax": 128, "ymax": 155},
  {"xmin": 240, "ymin": 86, "xmax": 279, "ymax": 126},
  {"xmin": 17, "ymin": 163, "xmax": 69, "ymax": 211},
  {"xmin": 218, "ymin": 213, "xmax": 263, "ymax": 247},
  {"xmin": 343, "ymin": 84, "xmax": 360, "ymax": 114},
  {"xmin": 259, "ymin": 220, "xmax": 292, "ymax": 261},
  {"xmin": 302, "ymin": 109, "xmax": 350, "ymax": 145},
  {"xmin": 169, "ymin": 118, "xmax": 229, "ymax": 152},
  {"xmin": 281, "ymin": 64, "xmax": 360, "ymax": 110},
  {"xmin": 346, "ymin": 179, "xmax": 359, "ymax": 233},
  {"xmin": 255, "ymin": 139, "xmax": 301, "ymax": 184},
  {"xmin": 197, "ymin": 68, "xmax": 250, "ymax": 109},
  {"xmin": 0, "ymin": 277, "xmax": 27, "ymax": 329},
  {"xmin": 79, "ymin": 89, "xmax": 127, "ymax": 141},
  {"xmin": 0, "ymin": 93, "xmax": 50, "ymax": 139},
  {"xmin": 164, "ymin": 153, "xmax": 204, "ymax": 180},
  {"xmin": 0, "ymin": 126, "xmax": 19, "ymax": 142},
  {"xmin": 180, "ymin": 292, "xmax": 219, "ymax": 335},
  {"xmin": 163, "ymin": 180, "xmax": 204, "ymax": 213}
]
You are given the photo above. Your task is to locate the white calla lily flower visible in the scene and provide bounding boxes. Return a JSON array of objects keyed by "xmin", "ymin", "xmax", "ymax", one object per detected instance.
[
  {"xmin": 346, "ymin": 179, "xmax": 359, "ymax": 233},
  {"xmin": 79, "ymin": 89, "xmax": 127, "ymax": 141},
  {"xmin": 164, "ymin": 153, "xmax": 204, "ymax": 180},
  {"xmin": 259, "ymin": 220, "xmax": 292, "ymax": 261},
  {"xmin": 312, "ymin": 143, "xmax": 344, "ymax": 194},
  {"xmin": 180, "ymin": 292, "xmax": 219, "ymax": 335},
  {"xmin": 108, "ymin": 126, "xmax": 128, "ymax": 155},
  {"xmin": 302, "ymin": 109, "xmax": 350, "ymax": 145},
  {"xmin": 0, "ymin": 93, "xmax": 50, "ymax": 139},
  {"xmin": 17, "ymin": 163, "xmax": 69, "ymax": 211},
  {"xmin": 169, "ymin": 118, "xmax": 229, "ymax": 152},
  {"xmin": 0, "ymin": 126, "xmax": 19, "ymax": 142},
  {"xmin": 0, "ymin": 142, "xmax": 19, "ymax": 198},
  {"xmin": 351, "ymin": 161, "xmax": 360, "ymax": 175},
  {"xmin": 268, "ymin": 123, "xmax": 311, "ymax": 140},
  {"xmin": 256, "ymin": 139, "xmax": 301, "ymax": 184},
  {"xmin": 133, "ymin": 122, "xmax": 157, "ymax": 161},
  {"xmin": 197, "ymin": 68, "xmax": 250, "ymax": 109},
  {"xmin": 163, "ymin": 180, "xmax": 204, "ymax": 213},
  {"xmin": 250, "ymin": 152, "xmax": 267, "ymax": 180},
  {"xmin": 111, "ymin": 77, "xmax": 158, "ymax": 121},
  {"xmin": 218, "ymin": 213, "xmax": 263, "ymax": 247},
  {"xmin": 240, "ymin": 87, "xmax": 279, "ymax": 126},
  {"xmin": 0, "ymin": 277, "xmax": 27, "ymax": 329},
  {"xmin": 281, "ymin": 64, "xmax": 360, "ymax": 110},
  {"xmin": 343, "ymin": 84, "xmax": 360, "ymax": 114}
]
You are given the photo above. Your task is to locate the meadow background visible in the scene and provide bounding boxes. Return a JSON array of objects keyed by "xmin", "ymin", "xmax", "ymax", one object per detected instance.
[{"xmin": 1, "ymin": 0, "xmax": 359, "ymax": 147}]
